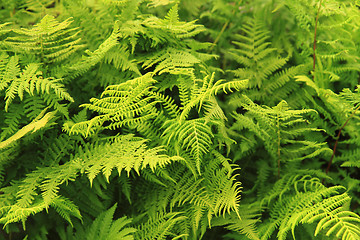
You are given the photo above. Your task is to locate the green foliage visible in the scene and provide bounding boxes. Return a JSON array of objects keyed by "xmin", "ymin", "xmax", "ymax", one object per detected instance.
[
  {"xmin": 0, "ymin": 0, "xmax": 360, "ymax": 240},
  {"xmin": 4, "ymin": 15, "xmax": 84, "ymax": 63},
  {"xmin": 231, "ymin": 95, "xmax": 332, "ymax": 175},
  {"xmin": 76, "ymin": 204, "xmax": 136, "ymax": 240}
]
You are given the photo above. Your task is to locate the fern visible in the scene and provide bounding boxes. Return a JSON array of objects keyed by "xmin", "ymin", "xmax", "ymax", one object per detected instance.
[
  {"xmin": 4, "ymin": 15, "xmax": 84, "ymax": 63},
  {"xmin": 77, "ymin": 204, "xmax": 136, "ymax": 240},
  {"xmin": 0, "ymin": 134, "xmax": 180, "ymax": 226},
  {"xmin": 142, "ymin": 47, "xmax": 201, "ymax": 75},
  {"xmin": 228, "ymin": 17, "xmax": 287, "ymax": 89},
  {"xmin": 0, "ymin": 103, "xmax": 24, "ymax": 140},
  {"xmin": 68, "ymin": 22, "xmax": 121, "ymax": 78},
  {"xmin": 254, "ymin": 173, "xmax": 359, "ymax": 240},
  {"xmin": 1, "ymin": 1, "xmax": 360, "ymax": 239},
  {"xmin": 134, "ymin": 154, "xmax": 242, "ymax": 239},
  {"xmin": 0, "ymin": 110, "xmax": 56, "ymax": 150},
  {"xmin": 0, "ymin": 54, "xmax": 74, "ymax": 114},
  {"xmin": 65, "ymin": 73, "xmax": 157, "ymax": 137},
  {"xmin": 227, "ymin": 16, "xmax": 306, "ymax": 107},
  {"xmin": 162, "ymin": 118, "xmax": 214, "ymax": 173},
  {"xmin": 231, "ymin": 95, "xmax": 332, "ymax": 176},
  {"xmin": 214, "ymin": 205, "xmax": 261, "ymax": 240},
  {"xmin": 134, "ymin": 212, "xmax": 187, "ymax": 240}
]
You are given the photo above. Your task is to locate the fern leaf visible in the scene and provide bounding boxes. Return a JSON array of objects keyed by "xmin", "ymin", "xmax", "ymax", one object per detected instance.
[
  {"xmin": 69, "ymin": 21, "xmax": 120, "ymax": 77},
  {"xmin": 83, "ymin": 135, "xmax": 182, "ymax": 184},
  {"xmin": 142, "ymin": 47, "xmax": 201, "ymax": 75},
  {"xmin": 51, "ymin": 196, "xmax": 82, "ymax": 227},
  {"xmin": 134, "ymin": 212, "xmax": 187, "ymax": 240},
  {"xmin": 85, "ymin": 204, "xmax": 136, "ymax": 240},
  {"xmin": 5, "ymin": 15, "xmax": 84, "ymax": 62},
  {"xmin": 67, "ymin": 73, "xmax": 157, "ymax": 137},
  {"xmin": 0, "ymin": 110, "xmax": 56, "ymax": 149},
  {"xmin": 213, "ymin": 205, "xmax": 261, "ymax": 240},
  {"xmin": 162, "ymin": 118, "xmax": 213, "ymax": 173}
]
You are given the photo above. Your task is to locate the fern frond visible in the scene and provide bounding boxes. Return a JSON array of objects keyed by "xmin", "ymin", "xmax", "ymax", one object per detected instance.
[
  {"xmin": 149, "ymin": 91, "xmax": 180, "ymax": 118},
  {"xmin": 179, "ymin": 73, "xmax": 247, "ymax": 121},
  {"xmin": 0, "ymin": 54, "xmax": 19, "ymax": 92},
  {"xmin": 203, "ymin": 97, "xmax": 227, "ymax": 122},
  {"xmin": 81, "ymin": 135, "xmax": 182, "ymax": 185},
  {"xmin": 51, "ymin": 196, "xmax": 82, "ymax": 227},
  {"xmin": 144, "ymin": 4, "xmax": 206, "ymax": 40},
  {"xmin": 23, "ymin": 95, "xmax": 46, "ymax": 120},
  {"xmin": 142, "ymin": 47, "xmax": 201, "ymax": 75},
  {"xmin": 67, "ymin": 73, "xmax": 157, "ymax": 137},
  {"xmin": 0, "ymin": 103, "xmax": 24, "ymax": 141},
  {"xmin": 0, "ymin": 56, "xmax": 74, "ymax": 112},
  {"xmin": 228, "ymin": 17, "xmax": 288, "ymax": 89},
  {"xmin": 0, "ymin": 110, "xmax": 56, "ymax": 150},
  {"xmin": 0, "ymin": 144, "xmax": 19, "ymax": 185},
  {"xmin": 169, "ymin": 158, "xmax": 242, "ymax": 223},
  {"xmin": 162, "ymin": 118, "xmax": 213, "ymax": 173},
  {"xmin": 104, "ymin": 45, "xmax": 141, "ymax": 75},
  {"xmin": 147, "ymin": 0, "xmax": 175, "ymax": 8},
  {"xmin": 42, "ymin": 132, "xmax": 79, "ymax": 164},
  {"xmin": 5, "ymin": 15, "xmax": 84, "ymax": 63},
  {"xmin": 213, "ymin": 205, "xmax": 261, "ymax": 240},
  {"xmin": 177, "ymin": 75, "xmax": 193, "ymax": 108},
  {"xmin": 134, "ymin": 212, "xmax": 187, "ymax": 240},
  {"xmin": 68, "ymin": 21, "xmax": 120, "ymax": 77},
  {"xmin": 0, "ymin": 200, "xmax": 48, "ymax": 227},
  {"xmin": 255, "ymin": 169, "xmax": 360, "ymax": 240},
  {"xmin": 300, "ymin": 197, "xmax": 360, "ymax": 240},
  {"xmin": 83, "ymin": 204, "xmax": 136, "ymax": 240},
  {"xmin": 0, "ymin": 134, "xmax": 179, "ymax": 226},
  {"xmin": 231, "ymin": 95, "xmax": 331, "ymax": 172}
]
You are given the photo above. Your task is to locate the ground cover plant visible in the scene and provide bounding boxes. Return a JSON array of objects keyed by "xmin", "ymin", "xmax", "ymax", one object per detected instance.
[{"xmin": 0, "ymin": 0, "xmax": 360, "ymax": 239}]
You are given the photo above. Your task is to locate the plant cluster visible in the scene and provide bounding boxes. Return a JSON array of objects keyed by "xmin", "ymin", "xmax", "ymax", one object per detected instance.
[{"xmin": 0, "ymin": 0, "xmax": 360, "ymax": 239}]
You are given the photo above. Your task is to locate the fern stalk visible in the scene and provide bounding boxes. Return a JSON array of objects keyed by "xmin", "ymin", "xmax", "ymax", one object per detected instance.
[
  {"xmin": 277, "ymin": 115, "xmax": 281, "ymax": 179},
  {"xmin": 312, "ymin": 0, "xmax": 323, "ymax": 81},
  {"xmin": 208, "ymin": 0, "xmax": 242, "ymax": 53},
  {"xmin": 325, "ymin": 104, "xmax": 360, "ymax": 174}
]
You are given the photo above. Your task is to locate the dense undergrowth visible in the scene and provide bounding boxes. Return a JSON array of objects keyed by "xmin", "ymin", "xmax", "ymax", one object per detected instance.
[{"xmin": 0, "ymin": 0, "xmax": 360, "ymax": 239}]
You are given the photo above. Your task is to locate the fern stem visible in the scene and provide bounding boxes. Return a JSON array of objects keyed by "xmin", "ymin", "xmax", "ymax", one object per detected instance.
[
  {"xmin": 209, "ymin": 20, "xmax": 229, "ymax": 53},
  {"xmin": 326, "ymin": 104, "xmax": 360, "ymax": 174},
  {"xmin": 208, "ymin": 1, "xmax": 242, "ymax": 53},
  {"xmin": 312, "ymin": 0, "xmax": 323, "ymax": 80},
  {"xmin": 277, "ymin": 115, "xmax": 281, "ymax": 178}
]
